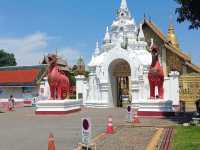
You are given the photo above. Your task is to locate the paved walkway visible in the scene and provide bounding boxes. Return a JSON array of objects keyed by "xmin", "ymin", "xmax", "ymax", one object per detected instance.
[
  {"xmin": 96, "ymin": 126, "xmax": 156, "ymax": 150},
  {"xmin": 0, "ymin": 107, "xmax": 178, "ymax": 150}
]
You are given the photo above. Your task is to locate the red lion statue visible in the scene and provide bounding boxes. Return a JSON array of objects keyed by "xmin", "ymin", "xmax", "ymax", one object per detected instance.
[
  {"xmin": 47, "ymin": 54, "xmax": 70, "ymax": 100},
  {"xmin": 148, "ymin": 45, "xmax": 164, "ymax": 99}
]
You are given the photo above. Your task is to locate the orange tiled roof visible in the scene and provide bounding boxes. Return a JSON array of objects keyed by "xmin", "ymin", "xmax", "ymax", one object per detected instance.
[{"xmin": 0, "ymin": 65, "xmax": 46, "ymax": 86}]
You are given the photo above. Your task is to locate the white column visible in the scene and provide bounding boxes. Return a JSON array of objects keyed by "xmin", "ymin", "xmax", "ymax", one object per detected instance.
[
  {"xmin": 39, "ymin": 77, "xmax": 49, "ymax": 99},
  {"xmin": 100, "ymin": 82, "xmax": 111, "ymax": 106},
  {"xmin": 75, "ymin": 75, "xmax": 86, "ymax": 102},
  {"xmin": 168, "ymin": 71, "xmax": 180, "ymax": 106},
  {"xmin": 142, "ymin": 66, "xmax": 149, "ymax": 101},
  {"xmin": 129, "ymin": 76, "xmax": 132, "ymax": 102},
  {"xmin": 164, "ymin": 77, "xmax": 170, "ymax": 100},
  {"xmin": 131, "ymin": 80, "xmax": 140, "ymax": 103},
  {"xmin": 88, "ymin": 72, "xmax": 98, "ymax": 103}
]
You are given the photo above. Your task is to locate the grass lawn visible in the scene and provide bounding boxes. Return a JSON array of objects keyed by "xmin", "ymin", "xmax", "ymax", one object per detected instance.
[{"xmin": 172, "ymin": 126, "xmax": 200, "ymax": 150}]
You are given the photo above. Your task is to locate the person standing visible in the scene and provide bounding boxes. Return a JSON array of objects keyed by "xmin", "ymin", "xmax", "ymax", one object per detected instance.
[{"xmin": 9, "ymin": 95, "xmax": 15, "ymax": 110}]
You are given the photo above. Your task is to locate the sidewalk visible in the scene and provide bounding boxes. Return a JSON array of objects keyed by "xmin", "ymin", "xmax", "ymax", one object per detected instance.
[{"xmin": 95, "ymin": 126, "xmax": 156, "ymax": 150}]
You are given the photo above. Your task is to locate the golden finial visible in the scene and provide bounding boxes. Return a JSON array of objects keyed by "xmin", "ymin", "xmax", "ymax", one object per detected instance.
[
  {"xmin": 167, "ymin": 16, "xmax": 179, "ymax": 49},
  {"xmin": 75, "ymin": 56, "xmax": 85, "ymax": 75}
]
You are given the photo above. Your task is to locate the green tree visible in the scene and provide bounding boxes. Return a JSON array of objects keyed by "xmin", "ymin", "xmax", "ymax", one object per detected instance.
[
  {"xmin": 0, "ymin": 49, "xmax": 17, "ymax": 67},
  {"xmin": 175, "ymin": 0, "xmax": 200, "ymax": 30},
  {"xmin": 68, "ymin": 71, "xmax": 76, "ymax": 86}
]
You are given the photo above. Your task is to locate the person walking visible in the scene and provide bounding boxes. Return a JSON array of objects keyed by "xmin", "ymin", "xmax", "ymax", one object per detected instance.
[{"xmin": 9, "ymin": 95, "xmax": 15, "ymax": 110}]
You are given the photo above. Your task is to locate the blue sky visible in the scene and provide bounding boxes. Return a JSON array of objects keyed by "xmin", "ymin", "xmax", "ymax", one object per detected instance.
[{"xmin": 0, "ymin": 0, "xmax": 199, "ymax": 66}]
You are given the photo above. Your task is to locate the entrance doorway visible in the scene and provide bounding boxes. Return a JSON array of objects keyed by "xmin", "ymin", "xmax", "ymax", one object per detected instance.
[
  {"xmin": 109, "ymin": 59, "xmax": 131, "ymax": 107},
  {"xmin": 116, "ymin": 76, "xmax": 129, "ymax": 107}
]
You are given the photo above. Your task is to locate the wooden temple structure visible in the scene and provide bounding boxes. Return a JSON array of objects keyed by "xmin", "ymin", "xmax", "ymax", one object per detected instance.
[{"xmin": 142, "ymin": 18, "xmax": 200, "ymax": 111}]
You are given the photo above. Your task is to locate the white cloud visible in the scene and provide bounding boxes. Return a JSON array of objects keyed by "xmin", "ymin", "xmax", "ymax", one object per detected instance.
[
  {"xmin": 0, "ymin": 32, "xmax": 48, "ymax": 65},
  {"xmin": 58, "ymin": 47, "xmax": 82, "ymax": 66},
  {"xmin": 0, "ymin": 32, "xmax": 81, "ymax": 66}
]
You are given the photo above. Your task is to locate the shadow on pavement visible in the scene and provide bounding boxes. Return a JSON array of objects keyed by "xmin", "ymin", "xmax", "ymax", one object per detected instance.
[{"xmin": 166, "ymin": 112, "xmax": 196, "ymax": 124}]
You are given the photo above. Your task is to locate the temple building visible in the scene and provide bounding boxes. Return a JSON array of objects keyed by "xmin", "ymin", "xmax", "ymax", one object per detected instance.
[
  {"xmin": 76, "ymin": 0, "xmax": 180, "ymax": 116},
  {"xmin": 0, "ymin": 65, "xmax": 47, "ymax": 105},
  {"xmin": 142, "ymin": 17, "xmax": 200, "ymax": 111},
  {"xmin": 75, "ymin": 0, "xmax": 200, "ymax": 114},
  {"xmin": 74, "ymin": 56, "xmax": 86, "ymax": 76}
]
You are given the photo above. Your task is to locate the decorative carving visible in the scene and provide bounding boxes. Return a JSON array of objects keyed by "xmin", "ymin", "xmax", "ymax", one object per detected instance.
[
  {"xmin": 179, "ymin": 75, "xmax": 200, "ymax": 111},
  {"xmin": 112, "ymin": 61, "xmax": 131, "ymax": 77}
]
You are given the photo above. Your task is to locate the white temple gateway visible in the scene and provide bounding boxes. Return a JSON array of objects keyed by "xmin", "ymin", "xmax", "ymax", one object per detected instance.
[{"xmin": 76, "ymin": 0, "xmax": 180, "ymax": 116}]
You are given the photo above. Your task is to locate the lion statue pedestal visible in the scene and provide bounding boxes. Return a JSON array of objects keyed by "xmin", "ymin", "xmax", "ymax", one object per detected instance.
[
  {"xmin": 35, "ymin": 54, "xmax": 81, "ymax": 115},
  {"xmin": 35, "ymin": 100, "xmax": 81, "ymax": 115},
  {"xmin": 131, "ymin": 45, "xmax": 180, "ymax": 117}
]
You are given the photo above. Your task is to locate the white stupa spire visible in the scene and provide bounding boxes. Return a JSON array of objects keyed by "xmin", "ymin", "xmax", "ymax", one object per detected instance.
[
  {"xmin": 138, "ymin": 24, "xmax": 145, "ymax": 41},
  {"xmin": 120, "ymin": 0, "xmax": 128, "ymax": 10},
  {"xmin": 115, "ymin": 0, "xmax": 132, "ymax": 21},
  {"xmin": 94, "ymin": 40, "xmax": 100, "ymax": 55},
  {"xmin": 103, "ymin": 26, "xmax": 111, "ymax": 44}
]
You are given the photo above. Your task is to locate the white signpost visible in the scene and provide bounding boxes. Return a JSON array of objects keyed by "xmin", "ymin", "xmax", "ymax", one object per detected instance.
[
  {"xmin": 81, "ymin": 118, "xmax": 91, "ymax": 145},
  {"xmin": 127, "ymin": 105, "xmax": 133, "ymax": 123}
]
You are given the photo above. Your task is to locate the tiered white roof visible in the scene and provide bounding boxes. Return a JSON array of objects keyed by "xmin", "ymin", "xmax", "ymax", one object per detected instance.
[
  {"xmin": 103, "ymin": 26, "xmax": 111, "ymax": 44},
  {"xmin": 94, "ymin": 40, "xmax": 100, "ymax": 56},
  {"xmin": 120, "ymin": 0, "xmax": 128, "ymax": 10},
  {"xmin": 89, "ymin": 0, "xmax": 148, "ymax": 66}
]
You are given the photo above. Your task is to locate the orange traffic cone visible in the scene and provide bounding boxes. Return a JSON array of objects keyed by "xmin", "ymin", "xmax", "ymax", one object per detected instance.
[
  {"xmin": 106, "ymin": 116, "xmax": 114, "ymax": 134},
  {"xmin": 48, "ymin": 133, "xmax": 56, "ymax": 150},
  {"xmin": 133, "ymin": 109, "xmax": 140, "ymax": 124}
]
